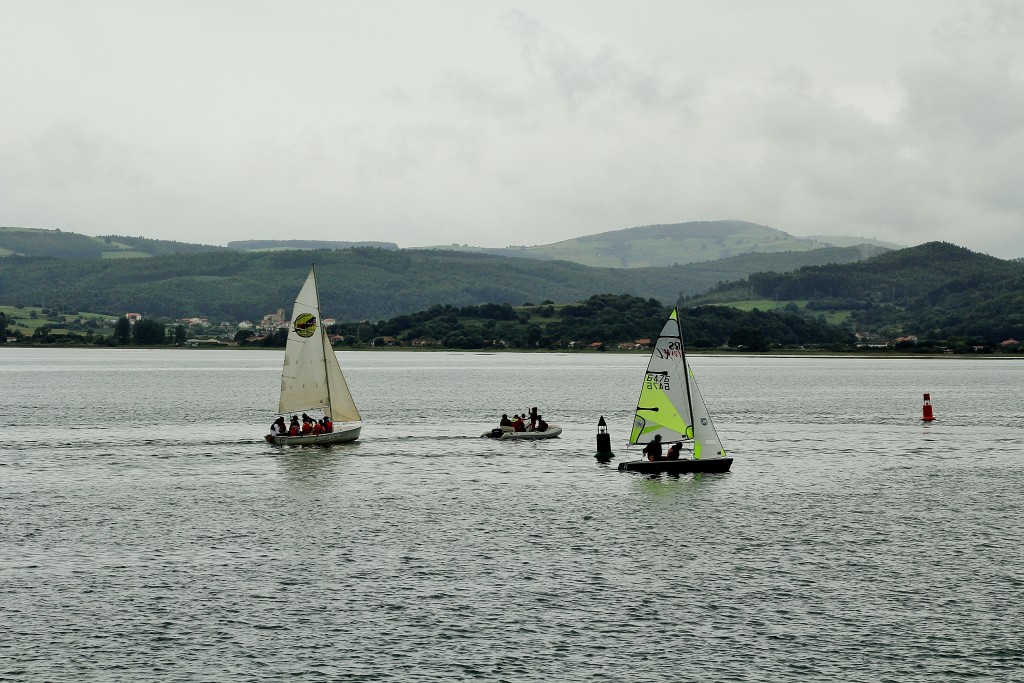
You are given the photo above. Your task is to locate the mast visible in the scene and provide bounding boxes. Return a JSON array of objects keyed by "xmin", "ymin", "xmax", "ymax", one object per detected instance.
[
  {"xmin": 676, "ymin": 308, "xmax": 696, "ymax": 439},
  {"xmin": 313, "ymin": 265, "xmax": 334, "ymax": 418}
]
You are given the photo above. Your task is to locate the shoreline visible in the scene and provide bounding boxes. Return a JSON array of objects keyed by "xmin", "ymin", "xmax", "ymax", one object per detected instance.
[{"xmin": 1, "ymin": 343, "xmax": 1021, "ymax": 360}]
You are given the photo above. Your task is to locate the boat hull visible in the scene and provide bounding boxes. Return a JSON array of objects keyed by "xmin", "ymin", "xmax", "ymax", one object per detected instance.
[
  {"xmin": 265, "ymin": 423, "xmax": 361, "ymax": 446},
  {"xmin": 617, "ymin": 457, "xmax": 733, "ymax": 474},
  {"xmin": 481, "ymin": 425, "xmax": 562, "ymax": 440}
]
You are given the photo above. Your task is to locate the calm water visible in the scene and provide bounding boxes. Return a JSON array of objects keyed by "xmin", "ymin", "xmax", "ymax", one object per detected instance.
[{"xmin": 2, "ymin": 348, "xmax": 1023, "ymax": 682}]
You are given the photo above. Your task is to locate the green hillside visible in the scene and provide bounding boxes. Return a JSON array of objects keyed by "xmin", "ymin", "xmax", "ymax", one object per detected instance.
[
  {"xmin": 0, "ymin": 226, "xmax": 230, "ymax": 258},
  {"xmin": 228, "ymin": 239, "xmax": 399, "ymax": 251},
  {"xmin": 422, "ymin": 220, "xmax": 894, "ymax": 268},
  {"xmin": 0, "ymin": 248, "xmax": 695, "ymax": 322},
  {"xmin": 690, "ymin": 242, "xmax": 1024, "ymax": 343},
  {"xmin": 4, "ymin": 223, "xmax": 894, "ymax": 272},
  {"xmin": 801, "ymin": 234, "xmax": 904, "ymax": 250}
]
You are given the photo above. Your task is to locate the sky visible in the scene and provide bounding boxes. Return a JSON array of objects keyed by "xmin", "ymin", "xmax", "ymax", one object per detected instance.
[{"xmin": 1, "ymin": 1, "xmax": 1022, "ymax": 258}]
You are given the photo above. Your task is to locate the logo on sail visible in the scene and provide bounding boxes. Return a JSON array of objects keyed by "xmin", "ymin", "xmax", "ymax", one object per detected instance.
[{"xmin": 293, "ymin": 313, "xmax": 317, "ymax": 338}]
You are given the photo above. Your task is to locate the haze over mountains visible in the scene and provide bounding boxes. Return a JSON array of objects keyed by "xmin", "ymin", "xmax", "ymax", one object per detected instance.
[
  {"xmin": 0, "ymin": 220, "xmax": 898, "ymax": 322},
  {"xmin": 2, "ymin": 221, "xmax": 898, "ymax": 268},
  {"xmin": 415, "ymin": 221, "xmax": 903, "ymax": 268}
]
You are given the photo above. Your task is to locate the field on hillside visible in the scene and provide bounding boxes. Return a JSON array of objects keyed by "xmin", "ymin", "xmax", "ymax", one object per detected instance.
[
  {"xmin": 1, "ymin": 305, "xmax": 117, "ymax": 338},
  {"xmin": 720, "ymin": 299, "xmax": 852, "ymax": 325}
]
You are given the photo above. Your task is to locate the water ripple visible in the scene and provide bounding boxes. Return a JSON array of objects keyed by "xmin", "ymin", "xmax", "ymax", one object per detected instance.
[{"xmin": 2, "ymin": 351, "xmax": 1024, "ymax": 681}]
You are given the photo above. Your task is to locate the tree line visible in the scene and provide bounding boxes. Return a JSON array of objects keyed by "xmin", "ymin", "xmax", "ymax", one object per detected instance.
[{"xmin": 691, "ymin": 242, "xmax": 1024, "ymax": 344}]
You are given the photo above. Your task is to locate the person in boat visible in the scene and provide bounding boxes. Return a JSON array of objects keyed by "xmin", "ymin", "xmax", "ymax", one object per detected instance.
[
  {"xmin": 510, "ymin": 414, "xmax": 526, "ymax": 432},
  {"xmin": 301, "ymin": 415, "xmax": 315, "ymax": 435},
  {"xmin": 667, "ymin": 442, "xmax": 682, "ymax": 460},
  {"xmin": 499, "ymin": 414, "xmax": 512, "ymax": 428},
  {"xmin": 288, "ymin": 416, "xmax": 300, "ymax": 436},
  {"xmin": 321, "ymin": 416, "xmax": 333, "ymax": 433},
  {"xmin": 536, "ymin": 415, "xmax": 548, "ymax": 432},
  {"xmin": 313, "ymin": 418, "xmax": 325, "ymax": 435},
  {"xmin": 529, "ymin": 407, "xmax": 539, "ymax": 430},
  {"xmin": 643, "ymin": 434, "xmax": 663, "ymax": 461},
  {"xmin": 269, "ymin": 417, "xmax": 286, "ymax": 436}
]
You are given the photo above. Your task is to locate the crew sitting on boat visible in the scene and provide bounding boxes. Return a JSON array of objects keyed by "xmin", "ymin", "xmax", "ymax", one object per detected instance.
[
  {"xmin": 270, "ymin": 417, "xmax": 287, "ymax": 435},
  {"xmin": 273, "ymin": 414, "xmax": 333, "ymax": 438},
  {"xmin": 499, "ymin": 414, "xmax": 512, "ymax": 428},
  {"xmin": 667, "ymin": 442, "xmax": 682, "ymax": 460},
  {"xmin": 536, "ymin": 415, "xmax": 548, "ymax": 432},
  {"xmin": 301, "ymin": 413, "xmax": 316, "ymax": 435},
  {"xmin": 511, "ymin": 414, "xmax": 526, "ymax": 432},
  {"xmin": 643, "ymin": 434, "xmax": 663, "ymax": 461}
]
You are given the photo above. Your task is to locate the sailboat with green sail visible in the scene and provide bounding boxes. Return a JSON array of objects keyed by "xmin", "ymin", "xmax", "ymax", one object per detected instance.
[{"xmin": 618, "ymin": 308, "xmax": 733, "ymax": 473}]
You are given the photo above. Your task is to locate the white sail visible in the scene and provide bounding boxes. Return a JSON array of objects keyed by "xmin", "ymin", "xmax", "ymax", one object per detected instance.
[
  {"xmin": 278, "ymin": 268, "xmax": 361, "ymax": 423},
  {"xmin": 629, "ymin": 308, "xmax": 725, "ymax": 459},
  {"xmin": 687, "ymin": 365, "xmax": 727, "ymax": 460}
]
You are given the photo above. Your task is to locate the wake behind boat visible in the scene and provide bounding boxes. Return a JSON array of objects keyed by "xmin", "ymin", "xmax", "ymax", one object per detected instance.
[
  {"xmin": 617, "ymin": 308, "xmax": 732, "ymax": 474},
  {"xmin": 265, "ymin": 267, "xmax": 362, "ymax": 446}
]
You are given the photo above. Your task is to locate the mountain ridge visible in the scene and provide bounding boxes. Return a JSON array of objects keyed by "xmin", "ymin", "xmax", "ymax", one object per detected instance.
[{"xmin": 3, "ymin": 221, "xmax": 898, "ymax": 268}]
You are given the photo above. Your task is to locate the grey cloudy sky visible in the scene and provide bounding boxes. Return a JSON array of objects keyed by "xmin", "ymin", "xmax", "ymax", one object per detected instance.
[{"xmin": 2, "ymin": 0, "xmax": 1022, "ymax": 257}]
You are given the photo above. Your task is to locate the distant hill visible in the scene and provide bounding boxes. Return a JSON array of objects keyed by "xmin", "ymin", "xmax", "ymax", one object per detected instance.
[
  {"xmin": 4, "ymin": 223, "xmax": 891, "ymax": 275},
  {"xmin": 228, "ymin": 239, "xmax": 399, "ymax": 251},
  {"xmin": 420, "ymin": 220, "xmax": 895, "ymax": 268},
  {"xmin": 675, "ymin": 244, "xmax": 890, "ymax": 283},
  {"xmin": 0, "ymin": 242, "xmax": 899, "ymax": 323},
  {"xmin": 691, "ymin": 241, "xmax": 1024, "ymax": 343},
  {"xmin": 801, "ymin": 234, "xmax": 905, "ymax": 250},
  {"xmin": 0, "ymin": 227, "xmax": 229, "ymax": 259},
  {"xmin": 0, "ymin": 248, "xmax": 701, "ymax": 322}
]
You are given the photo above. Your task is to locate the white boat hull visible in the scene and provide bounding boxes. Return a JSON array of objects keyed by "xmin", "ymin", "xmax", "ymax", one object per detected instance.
[
  {"xmin": 481, "ymin": 425, "xmax": 562, "ymax": 440},
  {"xmin": 265, "ymin": 422, "xmax": 361, "ymax": 445}
]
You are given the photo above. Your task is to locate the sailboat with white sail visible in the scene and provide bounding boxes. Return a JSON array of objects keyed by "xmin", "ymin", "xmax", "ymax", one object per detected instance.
[
  {"xmin": 265, "ymin": 266, "xmax": 362, "ymax": 445},
  {"xmin": 617, "ymin": 308, "xmax": 732, "ymax": 473}
]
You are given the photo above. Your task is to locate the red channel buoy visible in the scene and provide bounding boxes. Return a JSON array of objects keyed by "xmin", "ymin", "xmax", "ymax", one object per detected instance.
[{"xmin": 921, "ymin": 393, "xmax": 935, "ymax": 422}]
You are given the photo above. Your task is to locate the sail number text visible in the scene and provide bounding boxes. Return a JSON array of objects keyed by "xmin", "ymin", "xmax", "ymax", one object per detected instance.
[{"xmin": 645, "ymin": 371, "xmax": 670, "ymax": 391}]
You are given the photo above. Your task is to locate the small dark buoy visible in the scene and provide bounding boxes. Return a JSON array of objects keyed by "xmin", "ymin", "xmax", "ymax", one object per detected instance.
[
  {"xmin": 595, "ymin": 416, "xmax": 615, "ymax": 462},
  {"xmin": 922, "ymin": 393, "xmax": 935, "ymax": 422}
]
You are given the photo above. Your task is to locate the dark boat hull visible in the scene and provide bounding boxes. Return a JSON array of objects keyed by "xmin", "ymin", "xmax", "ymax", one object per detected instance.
[{"xmin": 617, "ymin": 457, "xmax": 733, "ymax": 474}]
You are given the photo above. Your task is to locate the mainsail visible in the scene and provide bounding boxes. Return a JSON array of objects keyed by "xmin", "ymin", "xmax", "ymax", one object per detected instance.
[
  {"xmin": 278, "ymin": 268, "xmax": 361, "ymax": 423},
  {"xmin": 629, "ymin": 308, "xmax": 726, "ymax": 460}
]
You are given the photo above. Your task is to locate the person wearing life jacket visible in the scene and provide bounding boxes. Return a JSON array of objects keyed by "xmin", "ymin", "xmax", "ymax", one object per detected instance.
[
  {"xmin": 313, "ymin": 419, "xmax": 325, "ymax": 435},
  {"xmin": 288, "ymin": 416, "xmax": 300, "ymax": 436},
  {"xmin": 511, "ymin": 414, "xmax": 526, "ymax": 432},
  {"xmin": 322, "ymin": 416, "xmax": 333, "ymax": 433},
  {"xmin": 666, "ymin": 442, "xmax": 682, "ymax": 460}
]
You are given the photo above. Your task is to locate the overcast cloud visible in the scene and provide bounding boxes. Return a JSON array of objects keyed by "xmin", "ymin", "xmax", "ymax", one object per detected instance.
[{"xmin": 1, "ymin": 0, "xmax": 1022, "ymax": 257}]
